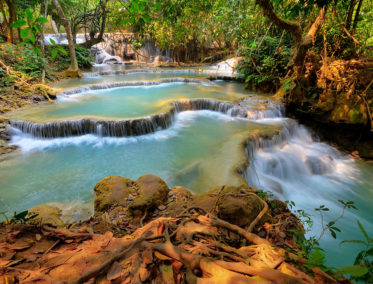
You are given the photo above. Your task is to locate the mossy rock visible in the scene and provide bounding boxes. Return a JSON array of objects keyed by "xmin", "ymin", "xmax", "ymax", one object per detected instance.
[
  {"xmin": 27, "ymin": 205, "xmax": 64, "ymax": 228},
  {"xmin": 33, "ymin": 84, "xmax": 58, "ymax": 100},
  {"xmin": 269, "ymin": 199, "xmax": 288, "ymax": 215},
  {"xmin": 136, "ymin": 174, "xmax": 169, "ymax": 202},
  {"xmin": 216, "ymin": 185, "xmax": 263, "ymax": 227},
  {"xmin": 129, "ymin": 175, "xmax": 169, "ymax": 216},
  {"xmin": 94, "ymin": 176, "xmax": 135, "ymax": 213},
  {"xmin": 169, "ymin": 186, "xmax": 193, "ymax": 201},
  {"xmin": 60, "ymin": 69, "xmax": 82, "ymax": 79}
]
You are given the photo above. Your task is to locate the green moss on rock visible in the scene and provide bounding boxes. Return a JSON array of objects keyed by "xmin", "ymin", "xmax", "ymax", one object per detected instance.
[
  {"xmin": 128, "ymin": 174, "xmax": 170, "ymax": 216},
  {"xmin": 94, "ymin": 176, "xmax": 135, "ymax": 212},
  {"xmin": 27, "ymin": 205, "xmax": 64, "ymax": 228}
]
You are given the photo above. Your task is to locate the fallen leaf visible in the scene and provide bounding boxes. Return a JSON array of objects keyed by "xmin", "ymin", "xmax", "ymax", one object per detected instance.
[{"xmin": 107, "ymin": 261, "xmax": 122, "ymax": 280}]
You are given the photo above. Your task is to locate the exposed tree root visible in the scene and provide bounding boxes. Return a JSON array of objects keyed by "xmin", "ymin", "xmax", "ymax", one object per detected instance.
[{"xmin": 1, "ymin": 210, "xmax": 324, "ymax": 284}]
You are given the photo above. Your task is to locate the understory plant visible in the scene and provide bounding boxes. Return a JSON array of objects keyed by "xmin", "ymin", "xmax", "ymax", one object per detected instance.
[
  {"xmin": 286, "ymin": 198, "xmax": 373, "ymax": 281},
  {"xmin": 237, "ymin": 35, "xmax": 291, "ymax": 92}
]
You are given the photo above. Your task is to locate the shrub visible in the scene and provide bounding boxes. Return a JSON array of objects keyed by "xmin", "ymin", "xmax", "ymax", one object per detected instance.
[
  {"xmin": 46, "ymin": 44, "xmax": 94, "ymax": 71},
  {"xmin": 237, "ymin": 36, "xmax": 291, "ymax": 92},
  {"xmin": 0, "ymin": 44, "xmax": 47, "ymax": 80}
]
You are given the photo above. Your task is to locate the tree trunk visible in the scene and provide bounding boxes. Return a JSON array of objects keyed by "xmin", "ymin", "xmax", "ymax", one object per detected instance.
[
  {"xmin": 352, "ymin": 0, "xmax": 363, "ymax": 32},
  {"xmin": 4, "ymin": 0, "xmax": 17, "ymax": 43},
  {"xmin": 256, "ymin": 0, "xmax": 326, "ymax": 76},
  {"xmin": 41, "ymin": 0, "xmax": 48, "ymax": 83},
  {"xmin": 345, "ymin": 0, "xmax": 357, "ymax": 30},
  {"xmin": 51, "ymin": 19, "xmax": 59, "ymax": 33},
  {"xmin": 82, "ymin": 0, "xmax": 108, "ymax": 48},
  {"xmin": 52, "ymin": 0, "xmax": 79, "ymax": 71}
]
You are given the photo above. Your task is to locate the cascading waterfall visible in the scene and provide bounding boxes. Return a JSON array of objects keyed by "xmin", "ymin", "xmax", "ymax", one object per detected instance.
[
  {"xmin": 7, "ymin": 99, "xmax": 259, "ymax": 138},
  {"xmin": 59, "ymin": 78, "xmax": 211, "ymax": 96},
  {"xmin": 242, "ymin": 104, "xmax": 357, "ymax": 201}
]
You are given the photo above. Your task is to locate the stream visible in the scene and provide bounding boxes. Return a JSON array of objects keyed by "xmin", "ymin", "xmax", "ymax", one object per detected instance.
[{"xmin": 0, "ymin": 64, "xmax": 372, "ymax": 267}]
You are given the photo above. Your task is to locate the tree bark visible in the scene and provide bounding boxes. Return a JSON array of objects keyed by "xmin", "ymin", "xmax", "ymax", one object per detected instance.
[
  {"xmin": 256, "ymin": 0, "xmax": 326, "ymax": 76},
  {"xmin": 52, "ymin": 0, "xmax": 79, "ymax": 71},
  {"xmin": 3, "ymin": 0, "xmax": 17, "ymax": 43},
  {"xmin": 41, "ymin": 0, "xmax": 48, "ymax": 83},
  {"xmin": 352, "ymin": 0, "xmax": 363, "ymax": 32},
  {"xmin": 345, "ymin": 0, "xmax": 357, "ymax": 30}
]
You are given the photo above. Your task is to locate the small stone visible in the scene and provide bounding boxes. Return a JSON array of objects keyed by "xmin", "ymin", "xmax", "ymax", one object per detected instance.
[
  {"xmin": 35, "ymin": 234, "xmax": 42, "ymax": 241},
  {"xmin": 158, "ymin": 205, "xmax": 166, "ymax": 211}
]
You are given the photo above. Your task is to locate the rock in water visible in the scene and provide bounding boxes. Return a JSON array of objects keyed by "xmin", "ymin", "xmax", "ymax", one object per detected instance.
[{"xmin": 94, "ymin": 176, "xmax": 135, "ymax": 212}]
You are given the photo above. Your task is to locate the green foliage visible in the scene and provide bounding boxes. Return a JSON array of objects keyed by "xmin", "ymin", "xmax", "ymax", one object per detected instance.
[
  {"xmin": 307, "ymin": 248, "xmax": 326, "ymax": 268},
  {"xmin": 237, "ymin": 36, "xmax": 291, "ymax": 90},
  {"xmin": 11, "ymin": 8, "xmax": 48, "ymax": 55},
  {"xmin": 341, "ymin": 220, "xmax": 373, "ymax": 282},
  {"xmin": 0, "ymin": 68, "xmax": 15, "ymax": 88},
  {"xmin": 0, "ymin": 44, "xmax": 47, "ymax": 79},
  {"xmin": 257, "ymin": 189, "xmax": 274, "ymax": 200},
  {"xmin": 46, "ymin": 45, "xmax": 93, "ymax": 71}
]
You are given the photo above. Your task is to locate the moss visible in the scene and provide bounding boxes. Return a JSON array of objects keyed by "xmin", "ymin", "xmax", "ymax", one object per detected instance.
[
  {"xmin": 27, "ymin": 205, "xmax": 64, "ymax": 228},
  {"xmin": 93, "ymin": 176, "xmax": 135, "ymax": 213}
]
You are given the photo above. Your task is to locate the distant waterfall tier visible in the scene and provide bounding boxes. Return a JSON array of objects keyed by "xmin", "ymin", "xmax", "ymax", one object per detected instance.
[
  {"xmin": 59, "ymin": 78, "xmax": 211, "ymax": 96},
  {"xmin": 8, "ymin": 99, "xmax": 283, "ymax": 139}
]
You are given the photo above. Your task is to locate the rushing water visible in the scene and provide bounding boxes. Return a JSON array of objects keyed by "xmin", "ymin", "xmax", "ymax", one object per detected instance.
[{"xmin": 1, "ymin": 66, "xmax": 372, "ymax": 267}]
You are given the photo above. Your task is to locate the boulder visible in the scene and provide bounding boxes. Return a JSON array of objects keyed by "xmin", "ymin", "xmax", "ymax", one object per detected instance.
[
  {"xmin": 169, "ymin": 186, "xmax": 192, "ymax": 202},
  {"xmin": 129, "ymin": 174, "xmax": 169, "ymax": 216},
  {"xmin": 94, "ymin": 176, "xmax": 135, "ymax": 212},
  {"xmin": 216, "ymin": 185, "xmax": 263, "ymax": 227},
  {"xmin": 27, "ymin": 205, "xmax": 64, "ymax": 228}
]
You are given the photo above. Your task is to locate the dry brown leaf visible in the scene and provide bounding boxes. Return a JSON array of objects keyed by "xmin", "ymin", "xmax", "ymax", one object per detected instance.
[{"xmin": 107, "ymin": 261, "xmax": 122, "ymax": 281}]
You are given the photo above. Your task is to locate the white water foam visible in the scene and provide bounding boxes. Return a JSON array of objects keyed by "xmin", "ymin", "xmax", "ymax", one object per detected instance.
[{"xmin": 9, "ymin": 111, "xmax": 244, "ymax": 152}]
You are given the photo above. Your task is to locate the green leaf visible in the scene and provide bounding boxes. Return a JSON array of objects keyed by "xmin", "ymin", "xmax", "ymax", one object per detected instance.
[
  {"xmin": 330, "ymin": 229, "xmax": 337, "ymax": 239},
  {"xmin": 308, "ymin": 248, "xmax": 326, "ymax": 266},
  {"xmin": 330, "ymin": 226, "xmax": 341, "ymax": 232},
  {"xmin": 58, "ymin": 46, "xmax": 68, "ymax": 55},
  {"xmin": 342, "ymin": 265, "xmax": 369, "ymax": 277},
  {"xmin": 29, "ymin": 34, "xmax": 36, "ymax": 45},
  {"xmin": 37, "ymin": 17, "xmax": 48, "ymax": 23},
  {"xmin": 340, "ymin": 239, "xmax": 367, "ymax": 245},
  {"xmin": 51, "ymin": 49, "xmax": 58, "ymax": 58},
  {"xmin": 327, "ymin": 221, "xmax": 335, "ymax": 227},
  {"xmin": 26, "ymin": 8, "xmax": 33, "ymax": 20},
  {"xmin": 366, "ymin": 248, "xmax": 373, "ymax": 256},
  {"xmin": 10, "ymin": 20, "xmax": 27, "ymax": 28},
  {"xmin": 357, "ymin": 220, "xmax": 369, "ymax": 242},
  {"xmin": 13, "ymin": 210, "xmax": 28, "ymax": 220},
  {"xmin": 33, "ymin": 46, "xmax": 41, "ymax": 56},
  {"xmin": 20, "ymin": 28, "xmax": 30, "ymax": 39},
  {"xmin": 50, "ymin": 38, "xmax": 56, "ymax": 45}
]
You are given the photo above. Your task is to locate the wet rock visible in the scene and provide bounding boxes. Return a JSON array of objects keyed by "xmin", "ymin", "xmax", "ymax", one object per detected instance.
[
  {"xmin": 216, "ymin": 185, "xmax": 263, "ymax": 227},
  {"xmin": 27, "ymin": 205, "xmax": 64, "ymax": 228},
  {"xmin": 305, "ymin": 156, "xmax": 330, "ymax": 175},
  {"xmin": 94, "ymin": 176, "xmax": 136, "ymax": 212}
]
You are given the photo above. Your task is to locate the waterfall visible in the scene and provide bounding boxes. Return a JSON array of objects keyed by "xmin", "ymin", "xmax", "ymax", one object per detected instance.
[
  {"xmin": 241, "ymin": 103, "xmax": 355, "ymax": 199},
  {"xmin": 8, "ymin": 99, "xmax": 281, "ymax": 139},
  {"xmin": 91, "ymin": 45, "xmax": 123, "ymax": 65},
  {"xmin": 59, "ymin": 78, "xmax": 211, "ymax": 96}
]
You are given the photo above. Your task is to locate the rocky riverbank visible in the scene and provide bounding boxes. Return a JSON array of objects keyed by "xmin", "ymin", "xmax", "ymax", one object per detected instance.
[{"xmin": 0, "ymin": 174, "xmax": 341, "ymax": 283}]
